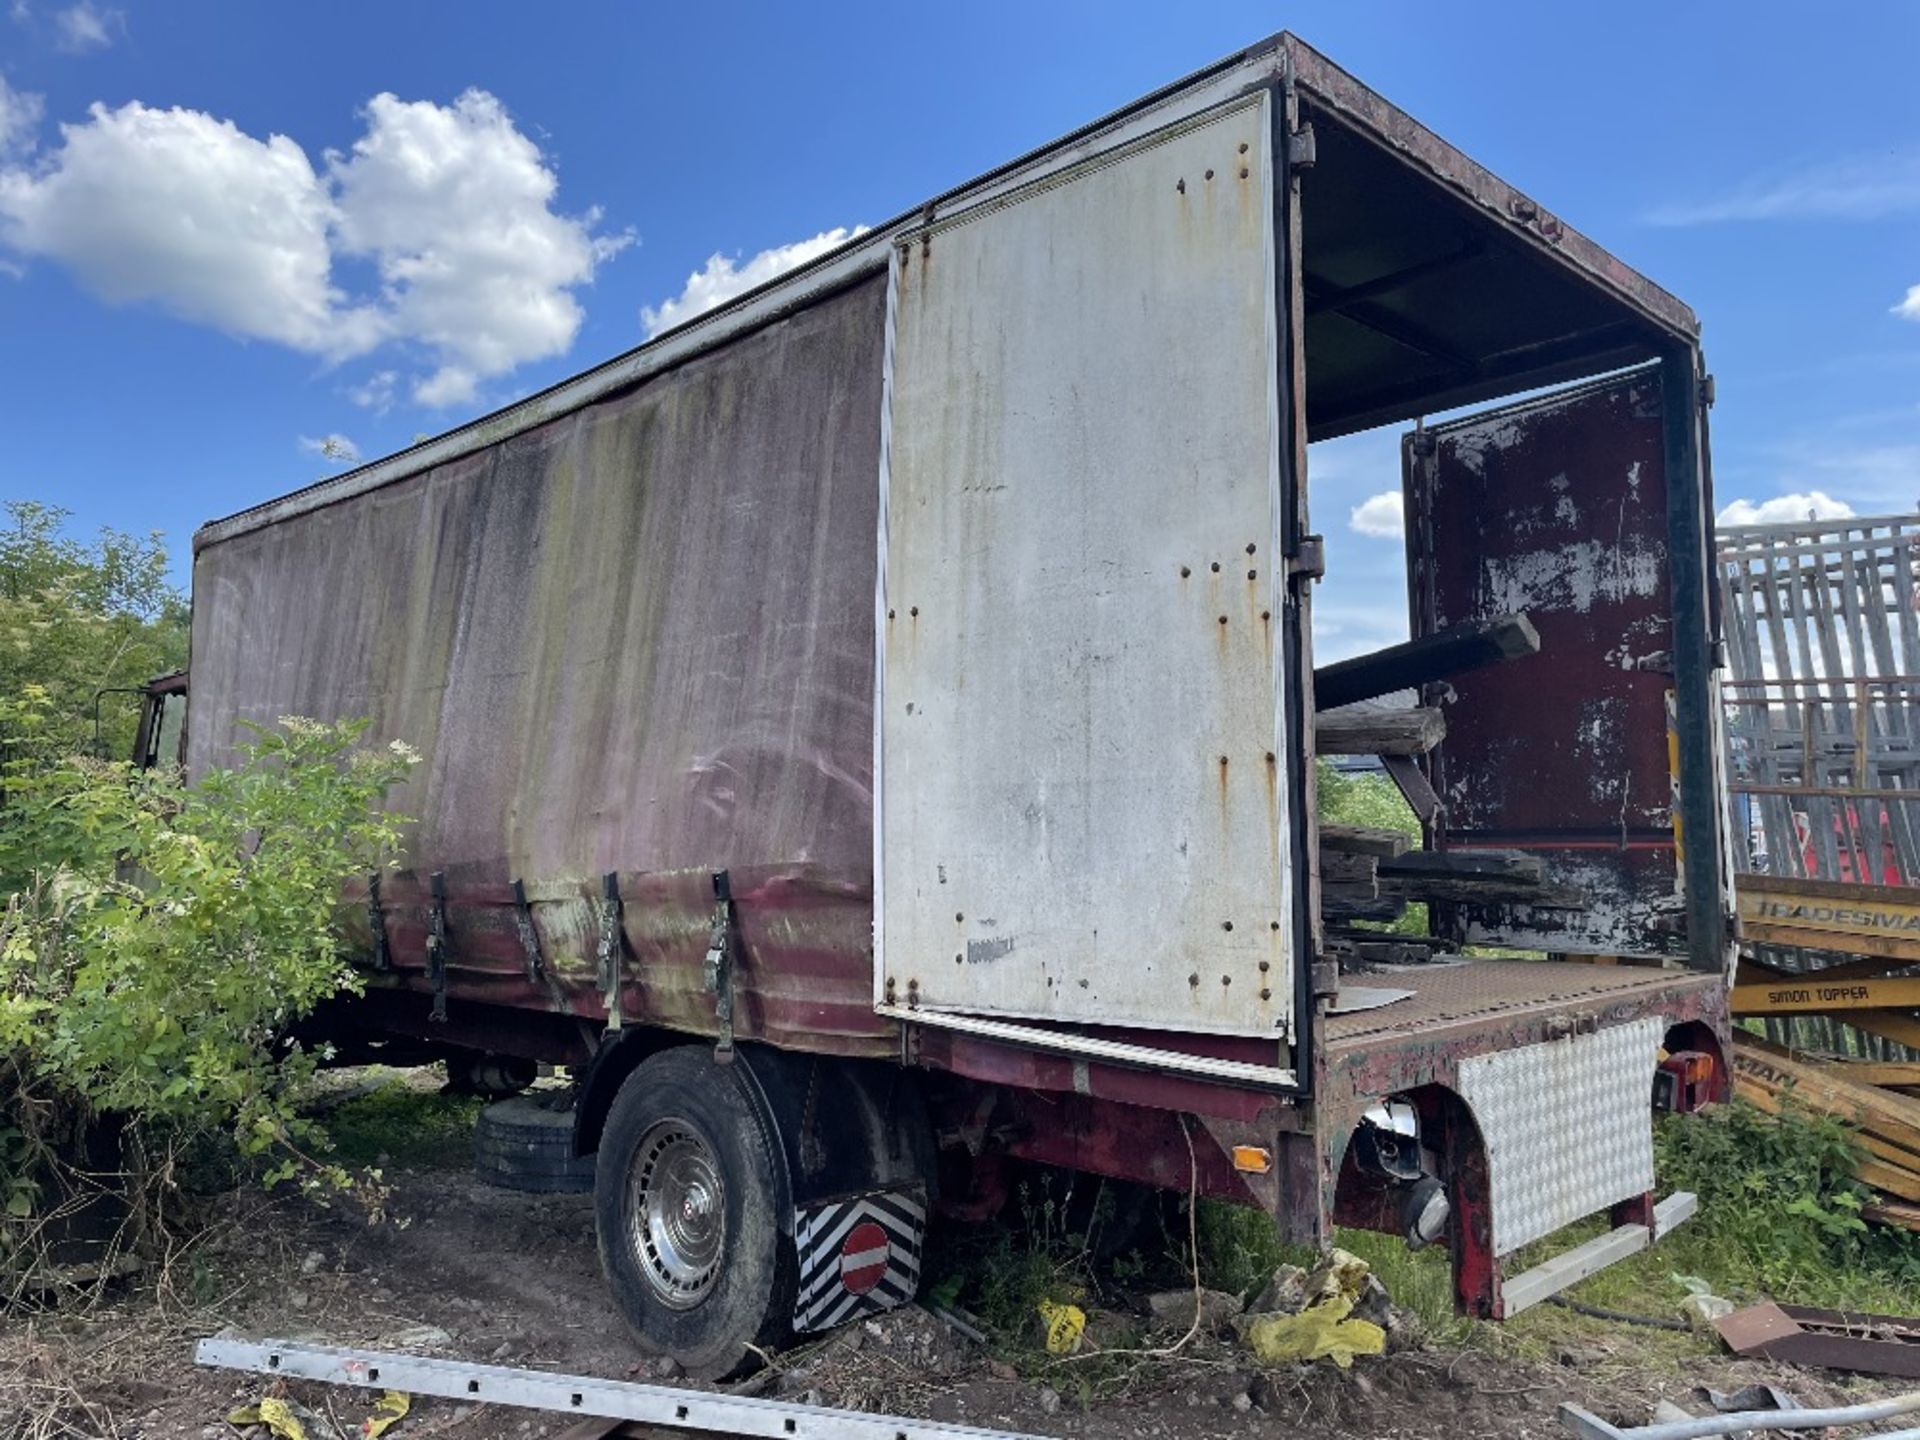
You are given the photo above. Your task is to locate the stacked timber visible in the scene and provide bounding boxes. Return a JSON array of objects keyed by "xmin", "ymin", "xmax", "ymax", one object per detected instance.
[
  {"xmin": 1319, "ymin": 842, "xmax": 1578, "ymax": 928},
  {"xmin": 1312, "ymin": 610, "xmax": 1582, "ymax": 952},
  {"xmin": 1732, "ymin": 1035, "xmax": 1920, "ymax": 1230}
]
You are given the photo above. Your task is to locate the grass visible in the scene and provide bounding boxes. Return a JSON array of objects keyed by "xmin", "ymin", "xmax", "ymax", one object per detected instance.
[
  {"xmin": 312, "ymin": 1068, "xmax": 484, "ymax": 1170},
  {"xmin": 932, "ymin": 1096, "xmax": 1920, "ymax": 1375}
]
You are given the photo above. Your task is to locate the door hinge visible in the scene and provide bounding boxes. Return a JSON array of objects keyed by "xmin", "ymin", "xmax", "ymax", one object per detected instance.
[
  {"xmin": 1287, "ymin": 124, "xmax": 1317, "ymax": 172},
  {"xmin": 1287, "ymin": 534, "xmax": 1326, "ymax": 582}
]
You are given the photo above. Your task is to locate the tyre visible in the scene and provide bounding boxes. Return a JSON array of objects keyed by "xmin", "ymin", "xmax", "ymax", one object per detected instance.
[
  {"xmin": 593, "ymin": 1047, "xmax": 795, "ymax": 1379},
  {"xmin": 447, "ymin": 1051, "xmax": 538, "ymax": 1099},
  {"xmin": 474, "ymin": 1093, "xmax": 596, "ymax": 1194}
]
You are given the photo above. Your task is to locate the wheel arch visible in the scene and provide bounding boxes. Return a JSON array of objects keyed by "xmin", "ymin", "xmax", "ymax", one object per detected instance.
[{"xmin": 575, "ymin": 1033, "xmax": 936, "ymax": 1230}]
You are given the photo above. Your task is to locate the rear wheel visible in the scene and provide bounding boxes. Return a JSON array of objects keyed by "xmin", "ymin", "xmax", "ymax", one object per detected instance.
[{"xmin": 593, "ymin": 1047, "xmax": 794, "ymax": 1378}]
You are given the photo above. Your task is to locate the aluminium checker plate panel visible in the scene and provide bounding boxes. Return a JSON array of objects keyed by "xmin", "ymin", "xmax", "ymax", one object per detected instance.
[{"xmin": 1456, "ymin": 1016, "xmax": 1662, "ymax": 1257}]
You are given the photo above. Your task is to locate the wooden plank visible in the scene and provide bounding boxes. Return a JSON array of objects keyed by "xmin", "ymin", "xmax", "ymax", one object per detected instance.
[
  {"xmin": 1320, "ymin": 851, "xmax": 1379, "ymax": 885},
  {"xmin": 1322, "ymin": 892, "xmax": 1406, "ymax": 924},
  {"xmin": 1319, "ymin": 824, "xmax": 1412, "ymax": 858},
  {"xmin": 1381, "ymin": 851, "xmax": 1544, "ymax": 883},
  {"xmin": 1736, "ymin": 951, "xmax": 1910, "ymax": 986},
  {"xmin": 1316, "ymin": 704, "xmax": 1446, "ymax": 756},
  {"xmin": 1374, "ymin": 848, "xmax": 1586, "ymax": 908},
  {"xmin": 1733, "ymin": 1044, "xmax": 1920, "ymax": 1156},
  {"xmin": 1751, "ymin": 1075, "xmax": 1920, "ymax": 1190},
  {"xmin": 1348, "ymin": 939, "xmax": 1448, "ymax": 966},
  {"xmin": 1732, "ymin": 975, "xmax": 1920, "ymax": 1015},
  {"xmin": 1738, "ymin": 923, "xmax": 1920, "ymax": 964},
  {"xmin": 1313, "ymin": 612, "xmax": 1540, "ymax": 710},
  {"xmin": 1735, "ymin": 874, "xmax": 1920, "ymax": 962},
  {"xmin": 1863, "ymin": 1199, "xmax": 1920, "ymax": 1233},
  {"xmin": 1828, "ymin": 1061, "xmax": 1920, "ymax": 1088},
  {"xmin": 1858, "ymin": 1156, "xmax": 1920, "ymax": 1205},
  {"xmin": 1840, "ymin": 1009, "xmax": 1920, "ymax": 1052}
]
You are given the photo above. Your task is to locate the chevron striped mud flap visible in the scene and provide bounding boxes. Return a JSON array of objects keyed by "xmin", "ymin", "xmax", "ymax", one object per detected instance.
[{"xmin": 792, "ymin": 1187, "xmax": 927, "ymax": 1334}]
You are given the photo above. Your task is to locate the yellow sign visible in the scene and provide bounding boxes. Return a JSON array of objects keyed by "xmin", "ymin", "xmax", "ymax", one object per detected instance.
[{"xmin": 1732, "ymin": 975, "xmax": 1920, "ymax": 1016}]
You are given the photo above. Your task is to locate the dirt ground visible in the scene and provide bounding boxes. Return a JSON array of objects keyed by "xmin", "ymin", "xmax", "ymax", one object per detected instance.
[{"xmin": 2, "ymin": 1118, "xmax": 1902, "ymax": 1440}]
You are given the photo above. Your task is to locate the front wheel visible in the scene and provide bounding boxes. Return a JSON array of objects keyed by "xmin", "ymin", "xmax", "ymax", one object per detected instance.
[{"xmin": 593, "ymin": 1047, "xmax": 794, "ymax": 1378}]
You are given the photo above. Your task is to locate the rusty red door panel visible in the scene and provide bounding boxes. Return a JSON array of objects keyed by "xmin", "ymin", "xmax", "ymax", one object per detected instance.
[{"xmin": 1404, "ymin": 368, "xmax": 1686, "ymax": 957}]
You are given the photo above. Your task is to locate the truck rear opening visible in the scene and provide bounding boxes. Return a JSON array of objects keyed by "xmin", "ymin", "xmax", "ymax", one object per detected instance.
[{"xmin": 167, "ymin": 33, "xmax": 1732, "ymax": 1371}]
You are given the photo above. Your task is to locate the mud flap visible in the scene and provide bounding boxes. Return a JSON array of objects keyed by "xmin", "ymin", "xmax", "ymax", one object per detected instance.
[{"xmin": 792, "ymin": 1187, "xmax": 927, "ymax": 1333}]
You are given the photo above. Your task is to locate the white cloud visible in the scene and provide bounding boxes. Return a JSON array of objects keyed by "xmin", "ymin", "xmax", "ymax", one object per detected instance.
[
  {"xmin": 0, "ymin": 88, "xmax": 628, "ymax": 407},
  {"xmin": 1897, "ymin": 285, "xmax": 1920, "ymax": 322},
  {"xmin": 348, "ymin": 368, "xmax": 397, "ymax": 413},
  {"xmin": 298, "ymin": 432, "xmax": 361, "ymax": 465},
  {"xmin": 1716, "ymin": 491, "xmax": 1857, "ymax": 526},
  {"xmin": 0, "ymin": 100, "xmax": 376, "ymax": 354},
  {"xmin": 411, "ymin": 364, "xmax": 477, "ymax": 408},
  {"xmin": 1648, "ymin": 155, "xmax": 1920, "ymax": 226},
  {"xmin": 328, "ymin": 89, "xmax": 632, "ymax": 407},
  {"xmin": 52, "ymin": 0, "xmax": 115, "ymax": 52},
  {"xmin": 642, "ymin": 226, "xmax": 866, "ymax": 339},
  {"xmin": 0, "ymin": 74, "xmax": 42, "ymax": 157},
  {"xmin": 1349, "ymin": 489, "xmax": 1405, "ymax": 539}
]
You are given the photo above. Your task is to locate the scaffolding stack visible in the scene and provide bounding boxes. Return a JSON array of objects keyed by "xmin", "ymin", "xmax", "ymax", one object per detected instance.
[{"xmin": 1718, "ymin": 511, "xmax": 1920, "ymax": 1227}]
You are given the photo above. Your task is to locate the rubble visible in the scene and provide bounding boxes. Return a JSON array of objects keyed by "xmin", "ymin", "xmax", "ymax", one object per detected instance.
[{"xmin": 1144, "ymin": 1287, "xmax": 1243, "ymax": 1333}]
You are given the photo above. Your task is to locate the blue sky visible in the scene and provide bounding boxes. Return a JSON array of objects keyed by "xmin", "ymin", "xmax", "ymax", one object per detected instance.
[{"xmin": 1, "ymin": 2, "xmax": 1916, "ymax": 658}]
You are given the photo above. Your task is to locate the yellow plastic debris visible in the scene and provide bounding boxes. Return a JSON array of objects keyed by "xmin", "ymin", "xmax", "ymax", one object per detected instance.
[
  {"xmin": 1233, "ymin": 1246, "xmax": 1386, "ymax": 1369},
  {"xmin": 1036, "ymin": 1297, "xmax": 1087, "ymax": 1355},
  {"xmin": 226, "ymin": 1396, "xmax": 309, "ymax": 1440},
  {"xmin": 1308, "ymin": 1248, "xmax": 1371, "ymax": 1304},
  {"xmin": 227, "ymin": 1389, "xmax": 410, "ymax": 1440},
  {"xmin": 361, "ymin": 1391, "xmax": 410, "ymax": 1439},
  {"xmin": 1235, "ymin": 1296, "xmax": 1385, "ymax": 1369}
]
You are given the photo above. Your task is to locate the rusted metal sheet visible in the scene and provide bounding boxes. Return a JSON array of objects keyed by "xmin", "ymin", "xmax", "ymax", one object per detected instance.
[
  {"xmin": 1406, "ymin": 368, "xmax": 1687, "ymax": 957},
  {"xmin": 878, "ymin": 94, "xmax": 1293, "ymax": 1041},
  {"xmin": 190, "ymin": 278, "xmax": 894, "ymax": 1056},
  {"xmin": 1718, "ymin": 1300, "xmax": 1920, "ymax": 1379}
]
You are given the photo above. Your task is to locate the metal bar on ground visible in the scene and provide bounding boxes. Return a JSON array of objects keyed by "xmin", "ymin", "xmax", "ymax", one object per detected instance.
[
  {"xmin": 195, "ymin": 1338, "xmax": 1045, "ymax": 1440},
  {"xmin": 1558, "ymin": 1389, "xmax": 1920, "ymax": 1440},
  {"xmin": 1500, "ymin": 1193, "xmax": 1695, "ymax": 1318}
]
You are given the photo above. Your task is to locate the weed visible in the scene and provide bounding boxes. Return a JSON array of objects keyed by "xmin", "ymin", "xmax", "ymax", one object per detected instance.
[
  {"xmin": 1649, "ymin": 1096, "xmax": 1920, "ymax": 1305},
  {"xmin": 317, "ymin": 1070, "xmax": 483, "ymax": 1171}
]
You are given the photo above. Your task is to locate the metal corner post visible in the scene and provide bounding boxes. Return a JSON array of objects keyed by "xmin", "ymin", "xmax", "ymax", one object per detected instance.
[
  {"xmin": 1271, "ymin": 62, "xmax": 1318, "ymax": 1095},
  {"xmin": 1661, "ymin": 344, "xmax": 1731, "ymax": 973}
]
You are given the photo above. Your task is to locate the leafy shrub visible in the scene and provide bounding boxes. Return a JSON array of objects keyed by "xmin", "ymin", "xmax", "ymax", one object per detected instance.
[
  {"xmin": 1654, "ymin": 1096, "xmax": 1920, "ymax": 1298},
  {"xmin": 0, "ymin": 501, "xmax": 188, "ymax": 760},
  {"xmin": 0, "ymin": 696, "xmax": 415, "ymax": 1276}
]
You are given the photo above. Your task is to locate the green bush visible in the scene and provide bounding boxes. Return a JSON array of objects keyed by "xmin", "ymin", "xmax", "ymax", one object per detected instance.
[
  {"xmin": 0, "ymin": 501, "xmax": 188, "ymax": 760},
  {"xmin": 1653, "ymin": 1096, "xmax": 1920, "ymax": 1299},
  {"xmin": 0, "ymin": 697, "xmax": 415, "ymax": 1269}
]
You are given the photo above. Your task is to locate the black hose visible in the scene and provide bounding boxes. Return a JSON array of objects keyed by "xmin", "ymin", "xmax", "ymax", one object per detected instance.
[{"xmin": 1546, "ymin": 1295, "xmax": 1692, "ymax": 1332}]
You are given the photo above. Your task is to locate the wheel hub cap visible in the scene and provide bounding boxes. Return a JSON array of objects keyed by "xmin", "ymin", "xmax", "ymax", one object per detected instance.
[{"xmin": 628, "ymin": 1119, "xmax": 725, "ymax": 1309}]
